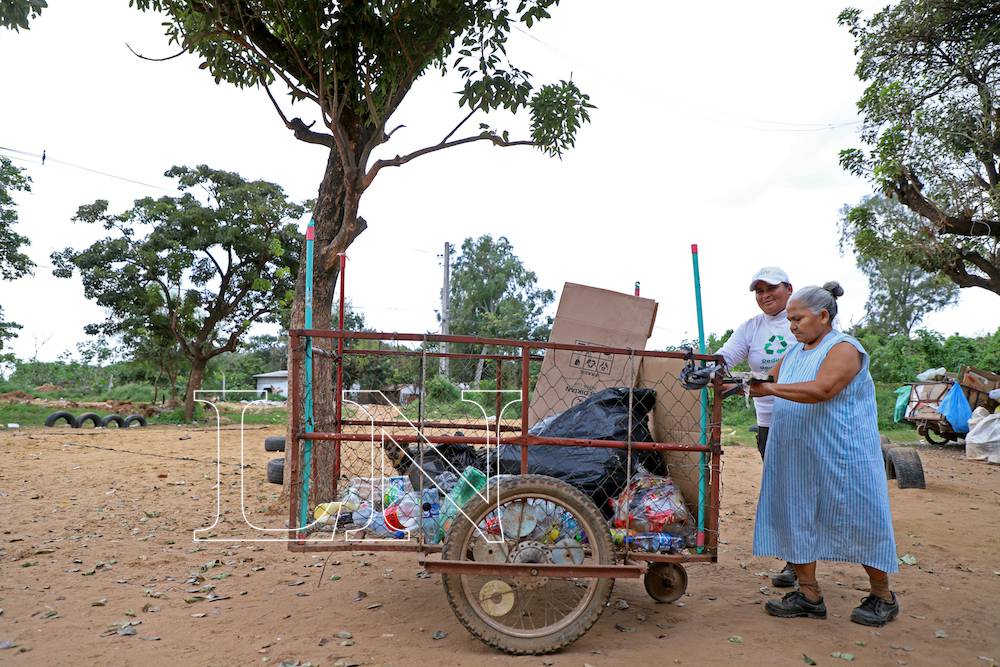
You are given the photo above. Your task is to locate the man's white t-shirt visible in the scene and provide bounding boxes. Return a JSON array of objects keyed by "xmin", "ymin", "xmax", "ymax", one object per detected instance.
[{"xmin": 716, "ymin": 310, "xmax": 794, "ymax": 427}]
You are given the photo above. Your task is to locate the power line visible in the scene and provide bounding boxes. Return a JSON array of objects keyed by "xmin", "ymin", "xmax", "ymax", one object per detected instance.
[{"xmin": 0, "ymin": 145, "xmax": 175, "ymax": 192}]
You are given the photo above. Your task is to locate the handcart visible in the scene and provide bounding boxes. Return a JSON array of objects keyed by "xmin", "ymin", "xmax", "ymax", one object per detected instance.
[
  {"xmin": 903, "ymin": 366, "xmax": 1000, "ymax": 445},
  {"xmin": 285, "ymin": 328, "xmax": 724, "ymax": 655}
]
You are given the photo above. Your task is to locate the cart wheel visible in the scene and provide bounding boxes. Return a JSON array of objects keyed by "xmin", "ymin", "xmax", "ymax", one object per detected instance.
[
  {"xmin": 923, "ymin": 429, "xmax": 951, "ymax": 446},
  {"xmin": 886, "ymin": 447, "xmax": 926, "ymax": 489},
  {"xmin": 441, "ymin": 474, "xmax": 615, "ymax": 655},
  {"xmin": 643, "ymin": 562, "xmax": 688, "ymax": 603}
]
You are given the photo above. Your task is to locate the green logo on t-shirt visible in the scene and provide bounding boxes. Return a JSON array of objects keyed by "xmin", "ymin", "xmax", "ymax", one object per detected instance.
[{"xmin": 764, "ymin": 334, "xmax": 788, "ymax": 355}]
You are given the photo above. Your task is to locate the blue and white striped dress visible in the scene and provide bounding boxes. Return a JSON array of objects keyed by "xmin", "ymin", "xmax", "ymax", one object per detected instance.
[{"xmin": 752, "ymin": 330, "xmax": 898, "ymax": 573}]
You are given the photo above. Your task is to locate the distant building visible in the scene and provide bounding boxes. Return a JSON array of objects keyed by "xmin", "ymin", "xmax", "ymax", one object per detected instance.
[{"xmin": 253, "ymin": 370, "xmax": 288, "ymax": 399}]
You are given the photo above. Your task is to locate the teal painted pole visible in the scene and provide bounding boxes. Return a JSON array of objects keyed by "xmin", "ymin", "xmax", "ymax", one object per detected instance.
[
  {"xmin": 299, "ymin": 219, "xmax": 315, "ymax": 528},
  {"xmin": 691, "ymin": 244, "xmax": 708, "ymax": 553}
]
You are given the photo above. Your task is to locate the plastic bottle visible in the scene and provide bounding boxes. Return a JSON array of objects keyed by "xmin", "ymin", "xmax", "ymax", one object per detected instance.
[
  {"xmin": 420, "ymin": 489, "xmax": 442, "ymax": 545},
  {"xmin": 438, "ymin": 467, "xmax": 487, "ymax": 540},
  {"xmin": 629, "ymin": 532, "xmax": 685, "ymax": 553}
]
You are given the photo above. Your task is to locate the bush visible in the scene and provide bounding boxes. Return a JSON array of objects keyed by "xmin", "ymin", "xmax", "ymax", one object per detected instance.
[{"xmin": 425, "ymin": 375, "xmax": 461, "ymax": 403}]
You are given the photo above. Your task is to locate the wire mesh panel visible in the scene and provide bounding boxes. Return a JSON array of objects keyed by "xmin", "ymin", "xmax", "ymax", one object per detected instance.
[{"xmin": 286, "ymin": 330, "xmax": 722, "ymax": 563}]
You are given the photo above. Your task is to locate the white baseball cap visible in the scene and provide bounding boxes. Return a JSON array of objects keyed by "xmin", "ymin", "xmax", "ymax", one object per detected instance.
[{"xmin": 749, "ymin": 266, "xmax": 790, "ymax": 291}]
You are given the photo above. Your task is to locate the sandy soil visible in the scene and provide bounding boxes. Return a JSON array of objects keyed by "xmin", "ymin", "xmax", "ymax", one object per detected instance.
[{"xmin": 1, "ymin": 425, "xmax": 999, "ymax": 666}]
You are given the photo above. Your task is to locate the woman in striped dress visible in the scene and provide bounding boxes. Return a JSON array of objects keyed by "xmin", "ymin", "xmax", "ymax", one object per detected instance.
[{"xmin": 749, "ymin": 282, "xmax": 899, "ymax": 627}]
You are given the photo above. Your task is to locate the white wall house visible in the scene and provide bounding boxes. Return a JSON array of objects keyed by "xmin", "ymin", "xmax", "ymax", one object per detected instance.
[{"xmin": 253, "ymin": 370, "xmax": 288, "ymax": 399}]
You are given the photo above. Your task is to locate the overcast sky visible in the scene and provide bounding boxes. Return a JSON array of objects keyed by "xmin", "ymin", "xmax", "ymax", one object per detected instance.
[{"xmin": 1, "ymin": 0, "xmax": 996, "ymax": 366}]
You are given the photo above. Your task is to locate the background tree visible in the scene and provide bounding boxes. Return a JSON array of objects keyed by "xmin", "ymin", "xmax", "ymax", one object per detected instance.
[
  {"xmin": 52, "ymin": 165, "xmax": 304, "ymax": 420},
  {"xmin": 0, "ymin": 0, "xmax": 46, "ymax": 31},
  {"xmin": 131, "ymin": 0, "xmax": 592, "ymax": 502},
  {"xmin": 841, "ymin": 196, "xmax": 959, "ymax": 336},
  {"xmin": 0, "ymin": 157, "xmax": 34, "ymax": 357},
  {"xmin": 447, "ymin": 234, "xmax": 554, "ymax": 384},
  {"xmin": 839, "ymin": 0, "xmax": 1000, "ymax": 295}
]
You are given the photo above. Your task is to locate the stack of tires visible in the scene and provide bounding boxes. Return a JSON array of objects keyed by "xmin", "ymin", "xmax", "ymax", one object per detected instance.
[{"xmin": 265, "ymin": 436, "xmax": 285, "ymax": 485}]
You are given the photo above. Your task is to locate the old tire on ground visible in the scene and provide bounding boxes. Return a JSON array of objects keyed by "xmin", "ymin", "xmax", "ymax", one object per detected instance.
[
  {"xmin": 44, "ymin": 411, "xmax": 78, "ymax": 428},
  {"xmin": 644, "ymin": 562, "xmax": 688, "ymax": 603},
  {"xmin": 441, "ymin": 474, "xmax": 615, "ymax": 655},
  {"xmin": 886, "ymin": 447, "xmax": 925, "ymax": 489},
  {"xmin": 879, "ymin": 434, "xmax": 890, "ymax": 445},
  {"xmin": 266, "ymin": 457, "xmax": 284, "ymax": 485},
  {"xmin": 123, "ymin": 414, "xmax": 147, "ymax": 428},
  {"xmin": 101, "ymin": 414, "xmax": 126, "ymax": 428},
  {"xmin": 882, "ymin": 445, "xmax": 897, "ymax": 480},
  {"xmin": 76, "ymin": 412, "xmax": 102, "ymax": 428},
  {"xmin": 264, "ymin": 435, "xmax": 286, "ymax": 452}
]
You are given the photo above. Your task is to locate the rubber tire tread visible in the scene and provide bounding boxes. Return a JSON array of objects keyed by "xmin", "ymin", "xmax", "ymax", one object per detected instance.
[
  {"xmin": 266, "ymin": 457, "xmax": 284, "ymax": 485},
  {"xmin": 440, "ymin": 474, "xmax": 615, "ymax": 655},
  {"xmin": 123, "ymin": 414, "xmax": 147, "ymax": 428},
  {"xmin": 76, "ymin": 412, "xmax": 102, "ymax": 428},
  {"xmin": 264, "ymin": 435, "xmax": 286, "ymax": 452},
  {"xmin": 101, "ymin": 414, "xmax": 126, "ymax": 428},
  {"xmin": 881, "ymin": 445, "xmax": 896, "ymax": 480},
  {"xmin": 887, "ymin": 447, "xmax": 925, "ymax": 489},
  {"xmin": 44, "ymin": 411, "xmax": 78, "ymax": 428}
]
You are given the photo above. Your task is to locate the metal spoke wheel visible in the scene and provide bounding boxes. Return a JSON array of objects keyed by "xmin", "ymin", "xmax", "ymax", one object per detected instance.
[
  {"xmin": 643, "ymin": 562, "xmax": 688, "ymax": 603},
  {"xmin": 440, "ymin": 474, "xmax": 615, "ymax": 655}
]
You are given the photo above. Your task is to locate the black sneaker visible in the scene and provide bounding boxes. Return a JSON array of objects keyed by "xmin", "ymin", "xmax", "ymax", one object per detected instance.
[
  {"xmin": 764, "ymin": 591, "xmax": 827, "ymax": 619},
  {"xmin": 771, "ymin": 563, "xmax": 797, "ymax": 588},
  {"xmin": 850, "ymin": 593, "xmax": 899, "ymax": 627}
]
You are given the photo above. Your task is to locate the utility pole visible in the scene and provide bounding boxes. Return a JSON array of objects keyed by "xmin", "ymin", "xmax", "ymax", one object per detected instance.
[{"xmin": 440, "ymin": 241, "xmax": 451, "ymax": 378}]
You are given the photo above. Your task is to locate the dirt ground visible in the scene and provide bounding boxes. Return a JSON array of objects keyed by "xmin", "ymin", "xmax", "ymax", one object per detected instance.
[{"xmin": 1, "ymin": 425, "xmax": 999, "ymax": 667}]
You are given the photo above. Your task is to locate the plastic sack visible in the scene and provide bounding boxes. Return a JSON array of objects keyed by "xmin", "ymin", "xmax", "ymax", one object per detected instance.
[
  {"xmin": 966, "ymin": 413, "xmax": 1000, "ymax": 463},
  {"xmin": 893, "ymin": 386, "xmax": 911, "ymax": 423},
  {"xmin": 610, "ymin": 472, "xmax": 692, "ymax": 536},
  {"xmin": 497, "ymin": 387, "xmax": 657, "ymax": 514},
  {"xmin": 940, "ymin": 381, "xmax": 973, "ymax": 433},
  {"xmin": 916, "ymin": 367, "xmax": 948, "ymax": 381}
]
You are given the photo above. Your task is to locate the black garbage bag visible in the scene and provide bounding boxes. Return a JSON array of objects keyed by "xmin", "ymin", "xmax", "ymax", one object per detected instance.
[
  {"xmin": 497, "ymin": 387, "xmax": 659, "ymax": 515},
  {"xmin": 400, "ymin": 442, "xmax": 485, "ymax": 490}
]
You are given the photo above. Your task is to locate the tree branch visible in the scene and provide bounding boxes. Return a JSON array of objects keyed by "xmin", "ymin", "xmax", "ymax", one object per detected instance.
[
  {"xmin": 891, "ymin": 172, "xmax": 1000, "ymax": 238},
  {"xmin": 363, "ymin": 133, "xmax": 534, "ymax": 189},
  {"xmin": 125, "ymin": 42, "xmax": 186, "ymax": 62}
]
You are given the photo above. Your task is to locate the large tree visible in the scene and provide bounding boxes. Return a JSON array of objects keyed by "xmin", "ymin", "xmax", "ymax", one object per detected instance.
[
  {"xmin": 839, "ymin": 0, "xmax": 1000, "ymax": 295},
  {"xmin": 447, "ymin": 234, "xmax": 553, "ymax": 384},
  {"xmin": 841, "ymin": 195, "xmax": 959, "ymax": 336},
  {"xmin": 0, "ymin": 157, "xmax": 34, "ymax": 356},
  {"xmin": 0, "ymin": 0, "xmax": 46, "ymax": 31},
  {"xmin": 52, "ymin": 165, "xmax": 304, "ymax": 420},
  {"xmin": 131, "ymin": 0, "xmax": 592, "ymax": 502}
]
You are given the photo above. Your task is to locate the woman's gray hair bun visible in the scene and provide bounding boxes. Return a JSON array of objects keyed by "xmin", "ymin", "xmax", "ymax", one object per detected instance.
[
  {"xmin": 790, "ymin": 282, "xmax": 844, "ymax": 321},
  {"xmin": 822, "ymin": 281, "xmax": 845, "ymax": 299}
]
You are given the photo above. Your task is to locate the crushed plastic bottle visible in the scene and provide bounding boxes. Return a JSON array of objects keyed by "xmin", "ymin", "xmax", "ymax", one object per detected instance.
[{"xmin": 628, "ymin": 532, "xmax": 686, "ymax": 554}]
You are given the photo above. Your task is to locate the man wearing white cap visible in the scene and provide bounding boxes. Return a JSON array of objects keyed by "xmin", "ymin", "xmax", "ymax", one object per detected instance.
[{"xmin": 717, "ymin": 266, "xmax": 796, "ymax": 587}]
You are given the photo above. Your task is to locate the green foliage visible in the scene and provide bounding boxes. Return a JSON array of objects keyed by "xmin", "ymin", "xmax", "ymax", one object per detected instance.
[
  {"xmin": 0, "ymin": 157, "xmax": 34, "ymax": 353},
  {"xmin": 841, "ymin": 196, "xmax": 960, "ymax": 335},
  {"xmin": 425, "ymin": 375, "xmax": 461, "ymax": 403},
  {"xmin": 839, "ymin": 0, "xmax": 1000, "ymax": 294},
  {"xmin": 51, "ymin": 165, "xmax": 305, "ymax": 417},
  {"xmin": 0, "ymin": 0, "xmax": 46, "ymax": 31}
]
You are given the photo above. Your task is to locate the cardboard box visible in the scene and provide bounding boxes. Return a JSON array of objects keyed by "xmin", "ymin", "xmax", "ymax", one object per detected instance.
[
  {"xmin": 637, "ymin": 356, "xmax": 704, "ymax": 512},
  {"xmin": 528, "ymin": 283, "xmax": 658, "ymax": 425}
]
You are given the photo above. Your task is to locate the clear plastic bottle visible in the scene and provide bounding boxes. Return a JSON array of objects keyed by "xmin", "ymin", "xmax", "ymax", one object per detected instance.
[
  {"xmin": 439, "ymin": 467, "xmax": 487, "ymax": 541},
  {"xmin": 629, "ymin": 532, "xmax": 685, "ymax": 553}
]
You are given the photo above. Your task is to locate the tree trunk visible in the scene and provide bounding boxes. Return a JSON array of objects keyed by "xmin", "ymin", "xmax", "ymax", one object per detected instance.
[
  {"xmin": 183, "ymin": 359, "xmax": 207, "ymax": 421},
  {"xmin": 282, "ymin": 144, "xmax": 370, "ymax": 510},
  {"xmin": 473, "ymin": 344, "xmax": 490, "ymax": 386}
]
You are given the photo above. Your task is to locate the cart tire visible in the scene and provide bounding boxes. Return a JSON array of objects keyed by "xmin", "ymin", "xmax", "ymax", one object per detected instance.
[
  {"xmin": 644, "ymin": 562, "xmax": 688, "ymax": 603},
  {"xmin": 264, "ymin": 435, "xmax": 285, "ymax": 452},
  {"xmin": 101, "ymin": 414, "xmax": 126, "ymax": 428},
  {"xmin": 123, "ymin": 414, "xmax": 147, "ymax": 428},
  {"xmin": 886, "ymin": 447, "xmax": 925, "ymax": 489},
  {"xmin": 923, "ymin": 429, "xmax": 951, "ymax": 446},
  {"xmin": 76, "ymin": 412, "xmax": 102, "ymax": 428},
  {"xmin": 44, "ymin": 411, "xmax": 78, "ymax": 428},
  {"xmin": 441, "ymin": 474, "xmax": 615, "ymax": 655},
  {"xmin": 266, "ymin": 457, "xmax": 284, "ymax": 485}
]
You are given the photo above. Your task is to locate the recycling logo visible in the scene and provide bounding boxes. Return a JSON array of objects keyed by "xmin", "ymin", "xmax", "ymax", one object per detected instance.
[{"xmin": 764, "ymin": 335, "xmax": 788, "ymax": 355}]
